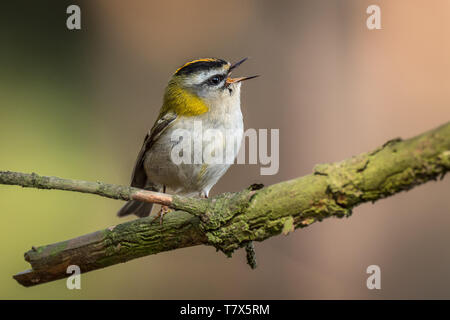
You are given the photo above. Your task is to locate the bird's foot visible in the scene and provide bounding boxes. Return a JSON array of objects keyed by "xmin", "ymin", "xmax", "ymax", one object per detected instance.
[{"xmin": 152, "ymin": 205, "xmax": 170, "ymax": 225}]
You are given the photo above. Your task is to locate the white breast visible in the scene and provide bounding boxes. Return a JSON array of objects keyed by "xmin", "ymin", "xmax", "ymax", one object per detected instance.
[{"xmin": 144, "ymin": 84, "xmax": 244, "ymax": 197}]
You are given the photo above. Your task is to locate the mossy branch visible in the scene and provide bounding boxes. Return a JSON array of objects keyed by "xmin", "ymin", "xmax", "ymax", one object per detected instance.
[{"xmin": 3, "ymin": 122, "xmax": 450, "ymax": 287}]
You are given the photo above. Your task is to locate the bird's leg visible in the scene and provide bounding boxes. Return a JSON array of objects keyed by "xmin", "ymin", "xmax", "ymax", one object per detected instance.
[{"xmin": 152, "ymin": 205, "xmax": 170, "ymax": 225}]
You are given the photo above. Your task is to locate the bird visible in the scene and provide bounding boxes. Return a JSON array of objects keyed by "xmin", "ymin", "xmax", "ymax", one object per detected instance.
[{"xmin": 117, "ymin": 57, "xmax": 258, "ymax": 222}]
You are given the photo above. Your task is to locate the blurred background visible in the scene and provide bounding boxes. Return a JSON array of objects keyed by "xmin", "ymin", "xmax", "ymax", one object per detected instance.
[{"xmin": 0, "ymin": 0, "xmax": 449, "ymax": 299}]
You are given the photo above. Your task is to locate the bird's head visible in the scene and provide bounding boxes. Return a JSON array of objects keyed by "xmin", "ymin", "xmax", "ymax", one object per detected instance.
[{"xmin": 163, "ymin": 58, "xmax": 258, "ymax": 116}]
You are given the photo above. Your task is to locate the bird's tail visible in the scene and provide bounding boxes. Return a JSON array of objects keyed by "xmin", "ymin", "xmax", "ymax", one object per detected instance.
[{"xmin": 117, "ymin": 200, "xmax": 154, "ymax": 218}]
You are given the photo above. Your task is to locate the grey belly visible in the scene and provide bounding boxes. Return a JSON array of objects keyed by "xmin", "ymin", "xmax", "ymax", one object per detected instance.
[
  {"xmin": 143, "ymin": 111, "xmax": 243, "ymax": 196},
  {"xmin": 143, "ymin": 137, "xmax": 232, "ymax": 196}
]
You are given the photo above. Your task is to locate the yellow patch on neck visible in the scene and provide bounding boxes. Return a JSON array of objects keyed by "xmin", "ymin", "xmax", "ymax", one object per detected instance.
[{"xmin": 163, "ymin": 83, "xmax": 209, "ymax": 116}]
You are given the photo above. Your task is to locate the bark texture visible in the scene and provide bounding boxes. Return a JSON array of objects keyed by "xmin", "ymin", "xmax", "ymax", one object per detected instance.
[{"xmin": 1, "ymin": 122, "xmax": 448, "ymax": 287}]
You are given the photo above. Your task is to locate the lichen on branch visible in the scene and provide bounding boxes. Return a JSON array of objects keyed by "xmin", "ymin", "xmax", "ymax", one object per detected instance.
[{"xmin": 2, "ymin": 121, "xmax": 449, "ymax": 287}]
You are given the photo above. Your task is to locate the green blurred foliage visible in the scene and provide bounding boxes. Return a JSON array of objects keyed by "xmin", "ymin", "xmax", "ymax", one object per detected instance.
[{"xmin": 0, "ymin": 1, "xmax": 126, "ymax": 298}]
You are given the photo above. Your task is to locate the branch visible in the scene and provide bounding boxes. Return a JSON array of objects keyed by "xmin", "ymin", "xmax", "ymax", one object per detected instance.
[
  {"xmin": 0, "ymin": 171, "xmax": 173, "ymax": 207},
  {"xmin": 4, "ymin": 122, "xmax": 450, "ymax": 287}
]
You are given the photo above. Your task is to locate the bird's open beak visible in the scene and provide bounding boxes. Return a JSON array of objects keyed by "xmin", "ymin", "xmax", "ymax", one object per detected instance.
[
  {"xmin": 227, "ymin": 58, "xmax": 259, "ymax": 86},
  {"xmin": 229, "ymin": 57, "xmax": 249, "ymax": 72},
  {"xmin": 226, "ymin": 75, "xmax": 260, "ymax": 84}
]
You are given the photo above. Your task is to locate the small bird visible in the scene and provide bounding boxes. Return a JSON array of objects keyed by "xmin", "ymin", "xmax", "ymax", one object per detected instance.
[{"xmin": 117, "ymin": 58, "xmax": 258, "ymax": 221}]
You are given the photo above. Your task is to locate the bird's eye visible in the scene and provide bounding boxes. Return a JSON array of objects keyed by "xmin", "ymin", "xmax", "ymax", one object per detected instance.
[{"xmin": 207, "ymin": 75, "xmax": 223, "ymax": 86}]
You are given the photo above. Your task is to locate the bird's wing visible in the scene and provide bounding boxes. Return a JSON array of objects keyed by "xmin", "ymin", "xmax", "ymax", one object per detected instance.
[{"xmin": 130, "ymin": 111, "xmax": 178, "ymax": 188}]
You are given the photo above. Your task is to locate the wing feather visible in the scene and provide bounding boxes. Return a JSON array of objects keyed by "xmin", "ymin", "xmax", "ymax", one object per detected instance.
[{"xmin": 130, "ymin": 111, "xmax": 177, "ymax": 188}]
